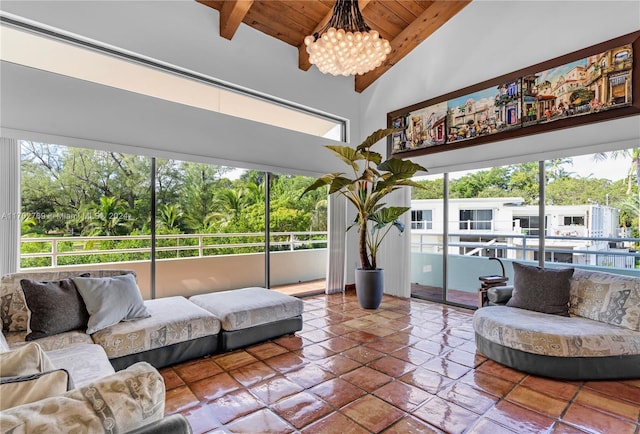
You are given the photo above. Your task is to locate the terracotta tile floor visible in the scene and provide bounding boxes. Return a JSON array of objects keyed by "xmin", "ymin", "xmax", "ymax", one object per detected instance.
[{"xmin": 161, "ymin": 292, "xmax": 640, "ymax": 433}]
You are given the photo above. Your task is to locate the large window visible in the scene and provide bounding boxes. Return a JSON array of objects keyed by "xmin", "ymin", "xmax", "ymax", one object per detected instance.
[
  {"xmin": 410, "ymin": 174, "xmax": 445, "ymax": 302},
  {"xmin": 410, "ymin": 148, "xmax": 640, "ymax": 309},
  {"xmin": 19, "ymin": 142, "xmax": 328, "ymax": 298}
]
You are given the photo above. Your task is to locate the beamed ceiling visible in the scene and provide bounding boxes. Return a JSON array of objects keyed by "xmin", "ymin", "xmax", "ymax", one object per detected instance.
[{"xmin": 197, "ymin": 0, "xmax": 471, "ymax": 93}]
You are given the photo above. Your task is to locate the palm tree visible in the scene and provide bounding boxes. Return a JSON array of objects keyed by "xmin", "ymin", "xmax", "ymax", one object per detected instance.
[
  {"xmin": 83, "ymin": 196, "xmax": 130, "ymax": 236},
  {"xmin": 157, "ymin": 204, "xmax": 183, "ymax": 231},
  {"xmin": 545, "ymin": 158, "xmax": 574, "ymax": 182},
  {"xmin": 594, "ymin": 148, "xmax": 640, "ymax": 236},
  {"xmin": 20, "ymin": 214, "xmax": 37, "ymax": 234},
  {"xmin": 311, "ymin": 199, "xmax": 328, "ymax": 231},
  {"xmin": 215, "ymin": 188, "xmax": 250, "ymax": 221},
  {"xmin": 617, "ymin": 194, "xmax": 640, "ymax": 236},
  {"xmin": 594, "ymin": 148, "xmax": 640, "ymax": 195}
]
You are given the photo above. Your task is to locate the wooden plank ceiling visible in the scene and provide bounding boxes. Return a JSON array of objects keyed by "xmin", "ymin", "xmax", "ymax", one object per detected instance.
[{"xmin": 197, "ymin": 1, "xmax": 471, "ymax": 92}]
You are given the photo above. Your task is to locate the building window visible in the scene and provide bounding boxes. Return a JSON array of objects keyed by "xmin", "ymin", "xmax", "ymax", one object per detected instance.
[
  {"xmin": 614, "ymin": 50, "xmax": 629, "ymax": 63},
  {"xmin": 459, "ymin": 209, "xmax": 492, "ymax": 230},
  {"xmin": 563, "ymin": 216, "xmax": 584, "ymax": 226},
  {"xmin": 411, "ymin": 210, "xmax": 433, "ymax": 230},
  {"xmin": 514, "ymin": 216, "xmax": 540, "ymax": 235}
]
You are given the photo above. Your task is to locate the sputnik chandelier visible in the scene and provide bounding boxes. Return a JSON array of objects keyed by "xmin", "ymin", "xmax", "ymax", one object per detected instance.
[{"xmin": 304, "ymin": 0, "xmax": 392, "ymax": 76}]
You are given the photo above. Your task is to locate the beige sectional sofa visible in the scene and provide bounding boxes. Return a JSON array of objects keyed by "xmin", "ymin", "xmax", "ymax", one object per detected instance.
[
  {"xmin": 0, "ymin": 267, "xmax": 303, "ymax": 432},
  {"xmin": 473, "ymin": 267, "xmax": 640, "ymax": 380},
  {"xmin": 0, "ymin": 269, "xmax": 221, "ymax": 371}
]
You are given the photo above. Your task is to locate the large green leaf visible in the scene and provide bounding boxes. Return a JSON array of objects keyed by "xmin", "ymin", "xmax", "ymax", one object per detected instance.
[
  {"xmin": 375, "ymin": 178, "xmax": 428, "ymax": 193},
  {"xmin": 377, "ymin": 158, "xmax": 428, "ymax": 178},
  {"xmin": 329, "ymin": 176, "xmax": 355, "ymax": 194},
  {"xmin": 361, "ymin": 150, "xmax": 383, "ymax": 166},
  {"xmin": 326, "ymin": 145, "xmax": 363, "ymax": 172},
  {"xmin": 356, "ymin": 128, "xmax": 401, "ymax": 152},
  {"xmin": 300, "ymin": 174, "xmax": 335, "ymax": 197},
  {"xmin": 368, "ymin": 206, "xmax": 410, "ymax": 229}
]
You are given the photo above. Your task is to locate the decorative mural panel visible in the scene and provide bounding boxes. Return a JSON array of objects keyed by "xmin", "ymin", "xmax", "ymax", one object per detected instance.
[
  {"xmin": 387, "ymin": 31, "xmax": 639, "ymax": 158},
  {"xmin": 391, "ymin": 102, "xmax": 447, "ymax": 152}
]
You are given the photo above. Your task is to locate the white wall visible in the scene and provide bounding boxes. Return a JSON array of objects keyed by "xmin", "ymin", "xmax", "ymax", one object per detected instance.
[
  {"xmin": 360, "ymin": 1, "xmax": 640, "ymax": 172},
  {"xmin": 355, "ymin": 0, "xmax": 640, "ymax": 296}
]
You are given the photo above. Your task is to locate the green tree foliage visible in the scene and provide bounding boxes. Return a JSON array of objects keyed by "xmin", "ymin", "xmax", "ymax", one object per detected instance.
[
  {"xmin": 19, "ymin": 143, "xmax": 329, "ymax": 265},
  {"xmin": 411, "ymin": 158, "xmax": 625, "ymax": 209},
  {"xmin": 157, "ymin": 204, "xmax": 184, "ymax": 231},
  {"xmin": 21, "ymin": 143, "xmax": 150, "ymax": 234},
  {"xmin": 450, "ymin": 167, "xmax": 511, "ymax": 198},
  {"xmin": 179, "ymin": 163, "xmax": 222, "ymax": 231},
  {"xmin": 546, "ymin": 178, "xmax": 626, "ymax": 206},
  {"xmin": 412, "ymin": 178, "xmax": 444, "ymax": 199},
  {"xmin": 82, "ymin": 196, "xmax": 132, "ymax": 236}
]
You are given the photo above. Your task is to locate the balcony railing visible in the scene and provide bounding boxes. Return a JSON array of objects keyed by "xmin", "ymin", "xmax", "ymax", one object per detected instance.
[
  {"xmin": 20, "ymin": 231, "xmax": 327, "ymax": 268},
  {"xmin": 412, "ymin": 232, "xmax": 640, "ymax": 270}
]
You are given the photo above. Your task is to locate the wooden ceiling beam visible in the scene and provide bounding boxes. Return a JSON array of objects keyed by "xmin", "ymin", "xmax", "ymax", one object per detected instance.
[
  {"xmin": 355, "ymin": 0, "xmax": 471, "ymax": 93},
  {"xmin": 220, "ymin": 0, "xmax": 254, "ymax": 40},
  {"xmin": 298, "ymin": 0, "xmax": 374, "ymax": 71}
]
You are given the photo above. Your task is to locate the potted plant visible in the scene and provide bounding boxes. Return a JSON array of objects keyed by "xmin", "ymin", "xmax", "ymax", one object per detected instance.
[{"xmin": 302, "ymin": 128, "xmax": 427, "ymax": 309}]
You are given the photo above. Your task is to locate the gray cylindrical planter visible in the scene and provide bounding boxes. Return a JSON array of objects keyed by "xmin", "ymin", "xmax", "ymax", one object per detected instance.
[{"xmin": 355, "ymin": 268, "xmax": 384, "ymax": 309}]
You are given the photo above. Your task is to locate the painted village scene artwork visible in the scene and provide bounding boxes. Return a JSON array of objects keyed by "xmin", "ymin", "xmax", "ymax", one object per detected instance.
[{"xmin": 390, "ymin": 43, "xmax": 633, "ymax": 154}]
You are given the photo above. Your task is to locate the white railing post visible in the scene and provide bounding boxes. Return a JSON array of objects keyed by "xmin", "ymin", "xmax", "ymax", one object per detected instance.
[
  {"xmin": 198, "ymin": 234, "xmax": 204, "ymax": 257},
  {"xmin": 51, "ymin": 239, "xmax": 58, "ymax": 267},
  {"xmin": 290, "ymin": 233, "xmax": 295, "ymax": 251}
]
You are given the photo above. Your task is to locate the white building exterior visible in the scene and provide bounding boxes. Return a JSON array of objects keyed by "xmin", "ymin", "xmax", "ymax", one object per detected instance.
[{"xmin": 411, "ymin": 198, "xmax": 632, "ymax": 268}]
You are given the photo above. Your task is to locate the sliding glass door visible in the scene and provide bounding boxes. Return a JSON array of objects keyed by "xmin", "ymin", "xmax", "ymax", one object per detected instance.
[{"xmin": 410, "ymin": 147, "xmax": 639, "ymax": 309}]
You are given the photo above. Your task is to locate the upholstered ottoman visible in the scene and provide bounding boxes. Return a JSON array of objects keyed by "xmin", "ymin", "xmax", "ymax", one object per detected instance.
[{"xmin": 189, "ymin": 287, "xmax": 303, "ymax": 351}]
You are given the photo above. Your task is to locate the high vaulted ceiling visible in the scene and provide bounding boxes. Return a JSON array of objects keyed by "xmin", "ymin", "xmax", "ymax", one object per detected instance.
[{"xmin": 197, "ymin": 0, "xmax": 471, "ymax": 93}]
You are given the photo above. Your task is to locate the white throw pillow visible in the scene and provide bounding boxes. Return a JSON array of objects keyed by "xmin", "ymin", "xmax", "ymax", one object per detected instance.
[
  {"xmin": 0, "ymin": 369, "xmax": 70, "ymax": 411},
  {"xmin": 73, "ymin": 274, "xmax": 150, "ymax": 334},
  {"xmin": 0, "ymin": 342, "xmax": 56, "ymax": 377}
]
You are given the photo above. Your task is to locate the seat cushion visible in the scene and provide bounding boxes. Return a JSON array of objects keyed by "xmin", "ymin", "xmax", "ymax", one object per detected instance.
[
  {"xmin": 473, "ymin": 305, "xmax": 640, "ymax": 358},
  {"xmin": 190, "ymin": 287, "xmax": 303, "ymax": 331},
  {"xmin": 90, "ymin": 296, "xmax": 220, "ymax": 359},
  {"xmin": 47, "ymin": 344, "xmax": 115, "ymax": 388},
  {"xmin": 5, "ymin": 330, "xmax": 94, "ymax": 352}
]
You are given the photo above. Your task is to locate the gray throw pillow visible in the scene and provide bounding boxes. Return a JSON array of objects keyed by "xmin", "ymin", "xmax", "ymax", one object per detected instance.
[
  {"xmin": 73, "ymin": 274, "xmax": 150, "ymax": 334},
  {"xmin": 506, "ymin": 262, "xmax": 574, "ymax": 316},
  {"xmin": 21, "ymin": 276, "xmax": 90, "ymax": 341}
]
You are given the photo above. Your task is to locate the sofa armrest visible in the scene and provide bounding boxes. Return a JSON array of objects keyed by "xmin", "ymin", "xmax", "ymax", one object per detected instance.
[
  {"xmin": 0, "ymin": 362, "xmax": 165, "ymax": 433},
  {"xmin": 487, "ymin": 285, "xmax": 514, "ymax": 305},
  {"xmin": 126, "ymin": 414, "xmax": 193, "ymax": 434}
]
